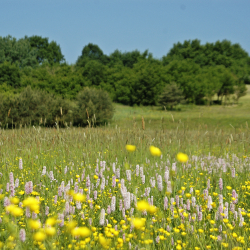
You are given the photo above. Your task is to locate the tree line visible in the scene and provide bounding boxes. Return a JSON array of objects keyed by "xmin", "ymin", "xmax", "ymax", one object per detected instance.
[{"xmin": 0, "ymin": 35, "xmax": 250, "ymax": 126}]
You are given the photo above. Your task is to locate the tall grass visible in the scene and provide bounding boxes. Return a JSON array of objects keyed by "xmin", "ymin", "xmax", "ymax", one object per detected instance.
[{"xmin": 0, "ymin": 88, "xmax": 250, "ymax": 249}]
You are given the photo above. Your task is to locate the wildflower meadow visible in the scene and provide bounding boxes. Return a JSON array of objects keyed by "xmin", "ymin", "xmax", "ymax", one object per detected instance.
[{"xmin": 0, "ymin": 120, "xmax": 250, "ymax": 250}]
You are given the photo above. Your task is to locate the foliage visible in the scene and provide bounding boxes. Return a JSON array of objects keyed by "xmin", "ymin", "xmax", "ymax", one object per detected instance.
[
  {"xmin": 0, "ymin": 86, "xmax": 73, "ymax": 127},
  {"xmin": 0, "ymin": 61, "xmax": 21, "ymax": 89},
  {"xmin": 158, "ymin": 82, "xmax": 185, "ymax": 109},
  {"xmin": 0, "ymin": 36, "xmax": 250, "ymax": 107},
  {"xmin": 73, "ymin": 87, "xmax": 114, "ymax": 126},
  {"xmin": 28, "ymin": 35, "xmax": 65, "ymax": 65},
  {"xmin": 0, "ymin": 35, "xmax": 38, "ymax": 68},
  {"xmin": 76, "ymin": 43, "xmax": 109, "ymax": 68}
]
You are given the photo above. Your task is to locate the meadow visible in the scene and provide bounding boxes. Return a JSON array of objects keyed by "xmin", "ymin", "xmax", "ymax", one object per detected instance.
[{"xmin": 1, "ymin": 88, "xmax": 250, "ymax": 249}]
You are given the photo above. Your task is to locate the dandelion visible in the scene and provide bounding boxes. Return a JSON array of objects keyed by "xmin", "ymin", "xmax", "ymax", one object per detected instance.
[
  {"xmin": 149, "ymin": 146, "xmax": 162, "ymax": 156},
  {"xmin": 73, "ymin": 193, "xmax": 86, "ymax": 202},
  {"xmin": 177, "ymin": 153, "xmax": 188, "ymax": 163},
  {"xmin": 137, "ymin": 200, "xmax": 150, "ymax": 211},
  {"xmin": 29, "ymin": 219, "xmax": 41, "ymax": 230},
  {"xmin": 45, "ymin": 227, "xmax": 56, "ymax": 236},
  {"xmin": 23, "ymin": 197, "xmax": 40, "ymax": 212},
  {"xmin": 125, "ymin": 145, "xmax": 136, "ymax": 152},
  {"xmin": 6, "ymin": 204, "xmax": 23, "ymax": 217},
  {"xmin": 131, "ymin": 218, "xmax": 145, "ymax": 229},
  {"xmin": 99, "ymin": 235, "xmax": 111, "ymax": 249},
  {"xmin": 33, "ymin": 231, "xmax": 46, "ymax": 241}
]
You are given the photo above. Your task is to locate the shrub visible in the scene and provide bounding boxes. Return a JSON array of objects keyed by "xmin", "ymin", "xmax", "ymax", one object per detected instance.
[
  {"xmin": 0, "ymin": 86, "xmax": 73, "ymax": 128},
  {"xmin": 73, "ymin": 87, "xmax": 114, "ymax": 126}
]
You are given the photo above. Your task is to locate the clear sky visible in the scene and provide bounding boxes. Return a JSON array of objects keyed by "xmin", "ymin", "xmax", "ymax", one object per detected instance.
[{"xmin": 1, "ymin": 0, "xmax": 250, "ymax": 64}]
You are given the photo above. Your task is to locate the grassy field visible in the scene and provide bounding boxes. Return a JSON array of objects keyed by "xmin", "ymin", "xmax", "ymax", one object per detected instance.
[
  {"xmin": 112, "ymin": 86, "xmax": 250, "ymax": 132},
  {"xmin": 0, "ymin": 88, "xmax": 250, "ymax": 249}
]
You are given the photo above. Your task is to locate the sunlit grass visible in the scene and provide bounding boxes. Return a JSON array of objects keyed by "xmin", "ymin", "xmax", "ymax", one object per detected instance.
[{"xmin": 0, "ymin": 88, "xmax": 250, "ymax": 249}]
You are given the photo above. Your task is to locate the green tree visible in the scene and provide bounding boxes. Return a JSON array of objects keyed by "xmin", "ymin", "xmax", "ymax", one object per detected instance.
[
  {"xmin": 0, "ymin": 61, "xmax": 21, "ymax": 89},
  {"xmin": 158, "ymin": 82, "xmax": 185, "ymax": 110},
  {"xmin": 76, "ymin": 43, "xmax": 108, "ymax": 67},
  {"xmin": 82, "ymin": 60, "xmax": 107, "ymax": 86},
  {"xmin": 132, "ymin": 60, "xmax": 167, "ymax": 105},
  {"xmin": 28, "ymin": 35, "xmax": 65, "ymax": 64},
  {"xmin": 0, "ymin": 35, "xmax": 38, "ymax": 68}
]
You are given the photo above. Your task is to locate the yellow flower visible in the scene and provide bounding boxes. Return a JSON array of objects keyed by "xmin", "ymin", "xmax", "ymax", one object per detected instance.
[
  {"xmin": 45, "ymin": 227, "xmax": 56, "ymax": 236},
  {"xmin": 149, "ymin": 146, "xmax": 162, "ymax": 156},
  {"xmin": 99, "ymin": 235, "xmax": 111, "ymax": 249},
  {"xmin": 176, "ymin": 244, "xmax": 182, "ymax": 250},
  {"xmin": 73, "ymin": 193, "xmax": 86, "ymax": 202},
  {"xmin": 183, "ymin": 212, "xmax": 188, "ymax": 218},
  {"xmin": 5, "ymin": 204, "xmax": 23, "ymax": 217},
  {"xmin": 125, "ymin": 145, "xmax": 136, "ymax": 152},
  {"xmin": 131, "ymin": 218, "xmax": 145, "ymax": 229},
  {"xmin": 120, "ymin": 220, "xmax": 126, "ymax": 225},
  {"xmin": 23, "ymin": 197, "xmax": 40, "ymax": 212},
  {"xmin": 177, "ymin": 153, "xmax": 188, "ymax": 163},
  {"xmin": 148, "ymin": 205, "xmax": 157, "ymax": 214},
  {"xmin": 94, "ymin": 175, "xmax": 99, "ymax": 180},
  {"xmin": 136, "ymin": 201, "xmax": 150, "ymax": 211},
  {"xmin": 33, "ymin": 231, "xmax": 46, "ymax": 241},
  {"xmin": 198, "ymin": 229, "xmax": 204, "ymax": 233},
  {"xmin": 10, "ymin": 197, "xmax": 19, "ymax": 205},
  {"xmin": 210, "ymin": 220, "xmax": 215, "ymax": 225},
  {"xmin": 45, "ymin": 217, "xmax": 57, "ymax": 227},
  {"xmin": 79, "ymin": 227, "xmax": 91, "ymax": 237},
  {"xmin": 29, "ymin": 219, "xmax": 42, "ymax": 230},
  {"xmin": 67, "ymin": 220, "xmax": 77, "ymax": 231}
]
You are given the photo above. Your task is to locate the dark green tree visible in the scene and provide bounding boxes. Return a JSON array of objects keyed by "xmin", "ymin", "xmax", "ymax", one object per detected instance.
[
  {"xmin": 76, "ymin": 43, "xmax": 108, "ymax": 67},
  {"xmin": 158, "ymin": 82, "xmax": 185, "ymax": 110},
  {"xmin": 82, "ymin": 60, "xmax": 107, "ymax": 86},
  {"xmin": 0, "ymin": 35, "xmax": 38, "ymax": 68},
  {"xmin": 28, "ymin": 35, "xmax": 65, "ymax": 64},
  {"xmin": 0, "ymin": 61, "xmax": 21, "ymax": 89},
  {"xmin": 132, "ymin": 60, "xmax": 168, "ymax": 105}
]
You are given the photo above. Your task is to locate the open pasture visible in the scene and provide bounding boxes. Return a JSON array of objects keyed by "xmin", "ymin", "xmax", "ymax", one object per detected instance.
[{"xmin": 1, "ymin": 91, "xmax": 250, "ymax": 249}]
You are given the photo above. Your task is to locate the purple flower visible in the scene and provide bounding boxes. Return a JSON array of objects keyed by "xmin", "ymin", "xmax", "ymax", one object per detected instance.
[
  {"xmin": 20, "ymin": 229, "xmax": 26, "ymax": 242},
  {"xmin": 19, "ymin": 158, "xmax": 23, "ymax": 170},
  {"xmin": 164, "ymin": 197, "xmax": 168, "ymax": 210},
  {"xmin": 219, "ymin": 178, "xmax": 223, "ymax": 191},
  {"xmin": 157, "ymin": 175, "xmax": 163, "ymax": 192},
  {"xmin": 111, "ymin": 196, "xmax": 116, "ymax": 212},
  {"xmin": 45, "ymin": 206, "xmax": 49, "ymax": 216},
  {"xmin": 100, "ymin": 209, "xmax": 105, "ymax": 226},
  {"xmin": 42, "ymin": 166, "xmax": 46, "ymax": 176}
]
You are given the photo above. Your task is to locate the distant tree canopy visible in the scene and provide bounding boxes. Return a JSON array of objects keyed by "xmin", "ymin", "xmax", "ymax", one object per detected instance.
[
  {"xmin": 0, "ymin": 35, "xmax": 65, "ymax": 67},
  {"xmin": 0, "ymin": 35, "xmax": 38, "ymax": 68},
  {"xmin": 0, "ymin": 36, "xmax": 249, "ymax": 112},
  {"xmin": 28, "ymin": 35, "xmax": 65, "ymax": 65}
]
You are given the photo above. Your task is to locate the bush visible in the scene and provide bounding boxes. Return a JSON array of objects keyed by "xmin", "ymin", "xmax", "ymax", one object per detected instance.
[
  {"xmin": 73, "ymin": 87, "xmax": 114, "ymax": 126},
  {"xmin": 0, "ymin": 86, "xmax": 73, "ymax": 128}
]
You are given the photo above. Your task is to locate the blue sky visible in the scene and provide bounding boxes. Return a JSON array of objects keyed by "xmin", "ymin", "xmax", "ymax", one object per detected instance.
[{"xmin": 1, "ymin": 0, "xmax": 250, "ymax": 64}]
